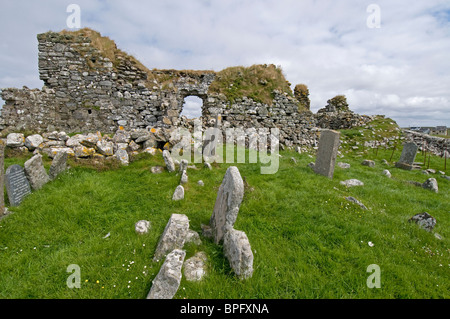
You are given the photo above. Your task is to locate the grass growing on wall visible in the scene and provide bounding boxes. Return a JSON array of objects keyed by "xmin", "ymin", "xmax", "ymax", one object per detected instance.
[{"xmin": 0, "ymin": 143, "xmax": 448, "ymax": 299}]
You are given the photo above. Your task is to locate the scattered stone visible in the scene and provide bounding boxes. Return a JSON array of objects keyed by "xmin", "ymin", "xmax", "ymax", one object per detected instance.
[
  {"xmin": 24, "ymin": 154, "xmax": 50, "ymax": 190},
  {"xmin": 66, "ymin": 134, "xmax": 86, "ymax": 148},
  {"xmin": 422, "ymin": 170, "xmax": 429, "ymax": 175},
  {"xmin": 442, "ymin": 175, "xmax": 450, "ymax": 181},
  {"xmin": 24, "ymin": 134, "xmax": 44, "ymax": 151},
  {"xmin": 96, "ymin": 140, "xmax": 114, "ymax": 156},
  {"xmin": 223, "ymin": 228, "xmax": 254, "ymax": 280},
  {"xmin": 409, "ymin": 212, "xmax": 436, "ymax": 232},
  {"xmin": 197, "ymin": 180, "xmax": 204, "ymax": 186},
  {"xmin": 5, "ymin": 164, "xmax": 32, "ymax": 207},
  {"xmin": 48, "ymin": 150, "xmax": 68, "ymax": 180},
  {"xmin": 179, "ymin": 159, "xmax": 188, "ymax": 173},
  {"xmin": 337, "ymin": 162, "xmax": 350, "ymax": 169},
  {"xmin": 183, "ymin": 251, "xmax": 208, "ymax": 282},
  {"xmin": 185, "ymin": 229, "xmax": 202, "ymax": 245},
  {"xmin": 361, "ymin": 159, "xmax": 375, "ymax": 167},
  {"xmin": 425, "ymin": 168, "xmax": 436, "ymax": 174},
  {"xmin": 290, "ymin": 157, "xmax": 297, "ymax": 164},
  {"xmin": 340, "ymin": 179, "xmax": 364, "ymax": 187},
  {"xmin": 150, "ymin": 166, "xmax": 164, "ymax": 174},
  {"xmin": 115, "ymin": 148, "xmax": 129, "ymax": 165},
  {"xmin": 147, "ymin": 249, "xmax": 186, "ymax": 299},
  {"xmin": 135, "ymin": 220, "xmax": 151, "ymax": 234},
  {"xmin": 74, "ymin": 145, "xmax": 95, "ymax": 158},
  {"xmin": 210, "ymin": 166, "xmax": 244, "ymax": 244},
  {"xmin": 204, "ymin": 162, "xmax": 212, "ymax": 170},
  {"xmin": 172, "ymin": 185, "xmax": 184, "ymax": 201},
  {"xmin": 345, "ymin": 196, "xmax": 368, "ymax": 210},
  {"xmin": 153, "ymin": 214, "xmax": 189, "ymax": 261},
  {"xmin": 143, "ymin": 147, "xmax": 158, "ymax": 156},
  {"xmin": 313, "ymin": 129, "xmax": 340, "ymax": 178},
  {"xmin": 381, "ymin": 159, "xmax": 389, "ymax": 165},
  {"xmin": 422, "ymin": 178, "xmax": 438, "ymax": 193},
  {"xmin": 307, "ymin": 162, "xmax": 315, "ymax": 169},
  {"xmin": 163, "ymin": 150, "xmax": 176, "ymax": 172},
  {"xmin": 6, "ymin": 133, "xmax": 25, "ymax": 148},
  {"xmin": 382, "ymin": 169, "xmax": 392, "ymax": 178}
]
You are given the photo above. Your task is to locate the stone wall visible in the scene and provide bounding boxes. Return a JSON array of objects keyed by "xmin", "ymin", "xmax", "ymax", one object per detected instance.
[
  {"xmin": 0, "ymin": 29, "xmax": 372, "ymax": 147},
  {"xmin": 402, "ymin": 130, "xmax": 450, "ymax": 157}
]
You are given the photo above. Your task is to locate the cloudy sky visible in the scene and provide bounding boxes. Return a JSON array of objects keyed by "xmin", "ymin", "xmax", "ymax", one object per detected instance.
[{"xmin": 1, "ymin": 0, "xmax": 449, "ymax": 127}]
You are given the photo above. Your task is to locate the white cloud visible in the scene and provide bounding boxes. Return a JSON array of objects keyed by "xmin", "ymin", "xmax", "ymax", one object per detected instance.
[{"xmin": 1, "ymin": 0, "xmax": 449, "ymax": 127}]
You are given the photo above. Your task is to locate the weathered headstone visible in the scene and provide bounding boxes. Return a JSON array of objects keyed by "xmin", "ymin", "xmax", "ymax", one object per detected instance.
[
  {"xmin": 163, "ymin": 150, "xmax": 176, "ymax": 172},
  {"xmin": 223, "ymin": 228, "xmax": 254, "ymax": 279},
  {"xmin": 422, "ymin": 178, "xmax": 438, "ymax": 193},
  {"xmin": 209, "ymin": 166, "xmax": 244, "ymax": 244},
  {"xmin": 24, "ymin": 154, "xmax": 50, "ymax": 190},
  {"xmin": 172, "ymin": 185, "xmax": 184, "ymax": 201},
  {"xmin": 147, "ymin": 249, "xmax": 186, "ymax": 299},
  {"xmin": 395, "ymin": 142, "xmax": 418, "ymax": 170},
  {"xmin": 5, "ymin": 164, "xmax": 32, "ymax": 207},
  {"xmin": 49, "ymin": 150, "xmax": 68, "ymax": 180},
  {"xmin": 203, "ymin": 114, "xmax": 222, "ymax": 162},
  {"xmin": 153, "ymin": 214, "xmax": 189, "ymax": 261},
  {"xmin": 313, "ymin": 129, "xmax": 340, "ymax": 178}
]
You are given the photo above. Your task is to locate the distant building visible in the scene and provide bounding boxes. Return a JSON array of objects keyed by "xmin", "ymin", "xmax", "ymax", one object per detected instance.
[{"xmin": 431, "ymin": 126, "xmax": 447, "ymax": 136}]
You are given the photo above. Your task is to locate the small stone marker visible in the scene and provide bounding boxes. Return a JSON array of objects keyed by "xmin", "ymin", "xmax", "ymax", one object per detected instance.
[
  {"xmin": 210, "ymin": 166, "xmax": 244, "ymax": 244},
  {"xmin": 314, "ymin": 129, "xmax": 340, "ymax": 178},
  {"xmin": 163, "ymin": 150, "xmax": 176, "ymax": 172},
  {"xmin": 409, "ymin": 212, "xmax": 436, "ymax": 232},
  {"xmin": 153, "ymin": 213, "xmax": 189, "ymax": 261},
  {"xmin": 223, "ymin": 228, "xmax": 254, "ymax": 279},
  {"xmin": 147, "ymin": 249, "xmax": 186, "ymax": 299},
  {"xmin": 135, "ymin": 220, "xmax": 151, "ymax": 234},
  {"xmin": 172, "ymin": 185, "xmax": 184, "ymax": 201},
  {"xmin": 49, "ymin": 150, "xmax": 68, "ymax": 180},
  {"xmin": 395, "ymin": 142, "xmax": 418, "ymax": 170},
  {"xmin": 24, "ymin": 154, "xmax": 50, "ymax": 190},
  {"xmin": 422, "ymin": 178, "xmax": 438, "ymax": 193},
  {"xmin": 5, "ymin": 164, "xmax": 32, "ymax": 207}
]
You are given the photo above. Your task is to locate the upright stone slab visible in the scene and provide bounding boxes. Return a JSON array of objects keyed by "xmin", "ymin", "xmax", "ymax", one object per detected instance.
[
  {"xmin": 162, "ymin": 150, "xmax": 176, "ymax": 172},
  {"xmin": 209, "ymin": 166, "xmax": 244, "ymax": 244},
  {"xmin": 147, "ymin": 249, "xmax": 186, "ymax": 299},
  {"xmin": 49, "ymin": 150, "xmax": 68, "ymax": 180},
  {"xmin": 153, "ymin": 214, "xmax": 189, "ymax": 261},
  {"xmin": 0, "ymin": 140, "xmax": 5, "ymax": 215},
  {"xmin": 5, "ymin": 165, "xmax": 32, "ymax": 207},
  {"xmin": 24, "ymin": 154, "xmax": 50, "ymax": 190},
  {"xmin": 395, "ymin": 142, "xmax": 418, "ymax": 170},
  {"xmin": 314, "ymin": 129, "xmax": 340, "ymax": 178},
  {"xmin": 223, "ymin": 228, "xmax": 254, "ymax": 279}
]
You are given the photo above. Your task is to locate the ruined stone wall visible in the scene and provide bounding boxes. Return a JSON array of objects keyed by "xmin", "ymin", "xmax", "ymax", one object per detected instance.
[
  {"xmin": 0, "ymin": 30, "xmax": 372, "ymax": 147},
  {"xmin": 402, "ymin": 130, "xmax": 450, "ymax": 157}
]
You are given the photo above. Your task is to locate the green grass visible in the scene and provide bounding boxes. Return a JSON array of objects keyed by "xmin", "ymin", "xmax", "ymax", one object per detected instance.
[{"xmin": 0, "ymin": 144, "xmax": 449, "ymax": 299}]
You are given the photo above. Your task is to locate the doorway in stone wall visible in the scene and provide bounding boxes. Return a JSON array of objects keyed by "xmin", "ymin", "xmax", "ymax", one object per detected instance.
[{"xmin": 180, "ymin": 95, "xmax": 203, "ymax": 119}]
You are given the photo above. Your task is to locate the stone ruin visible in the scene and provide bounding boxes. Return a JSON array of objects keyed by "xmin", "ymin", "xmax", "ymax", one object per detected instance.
[{"xmin": 0, "ymin": 28, "xmax": 372, "ymax": 153}]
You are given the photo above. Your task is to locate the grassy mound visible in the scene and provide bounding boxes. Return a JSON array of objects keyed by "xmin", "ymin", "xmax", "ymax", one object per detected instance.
[{"xmin": 208, "ymin": 64, "xmax": 294, "ymax": 106}]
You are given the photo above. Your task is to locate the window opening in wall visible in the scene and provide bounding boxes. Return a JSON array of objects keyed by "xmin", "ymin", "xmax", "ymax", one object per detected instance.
[{"xmin": 180, "ymin": 96, "xmax": 203, "ymax": 119}]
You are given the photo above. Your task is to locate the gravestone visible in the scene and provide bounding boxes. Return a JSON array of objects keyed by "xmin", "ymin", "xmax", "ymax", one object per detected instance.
[
  {"xmin": 162, "ymin": 150, "xmax": 176, "ymax": 172},
  {"xmin": 395, "ymin": 142, "xmax": 418, "ymax": 170},
  {"xmin": 24, "ymin": 154, "xmax": 50, "ymax": 190},
  {"xmin": 49, "ymin": 150, "xmax": 68, "ymax": 180},
  {"xmin": 5, "ymin": 164, "xmax": 32, "ymax": 207},
  {"xmin": 147, "ymin": 249, "xmax": 186, "ymax": 299},
  {"xmin": 313, "ymin": 129, "xmax": 340, "ymax": 178},
  {"xmin": 203, "ymin": 114, "xmax": 222, "ymax": 162},
  {"xmin": 209, "ymin": 166, "xmax": 244, "ymax": 244},
  {"xmin": 153, "ymin": 213, "xmax": 189, "ymax": 261},
  {"xmin": 223, "ymin": 228, "xmax": 254, "ymax": 279}
]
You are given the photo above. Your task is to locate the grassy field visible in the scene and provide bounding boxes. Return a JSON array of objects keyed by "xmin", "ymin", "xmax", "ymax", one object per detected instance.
[{"xmin": 0, "ymin": 139, "xmax": 449, "ymax": 299}]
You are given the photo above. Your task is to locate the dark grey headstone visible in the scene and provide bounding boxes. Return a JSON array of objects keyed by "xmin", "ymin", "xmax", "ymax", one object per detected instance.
[
  {"xmin": 395, "ymin": 142, "xmax": 418, "ymax": 170},
  {"xmin": 314, "ymin": 129, "xmax": 341, "ymax": 178},
  {"xmin": 5, "ymin": 165, "xmax": 32, "ymax": 206}
]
